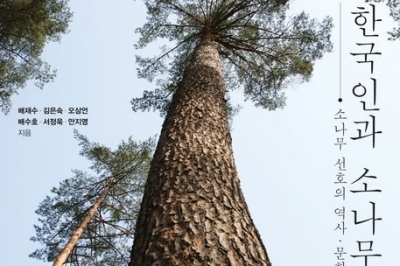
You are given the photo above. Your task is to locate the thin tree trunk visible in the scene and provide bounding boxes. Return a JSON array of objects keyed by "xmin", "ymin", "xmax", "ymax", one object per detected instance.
[
  {"xmin": 52, "ymin": 175, "xmax": 115, "ymax": 266},
  {"xmin": 130, "ymin": 35, "xmax": 271, "ymax": 265}
]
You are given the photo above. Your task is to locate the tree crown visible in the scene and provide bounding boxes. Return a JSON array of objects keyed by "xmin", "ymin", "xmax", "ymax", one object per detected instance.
[
  {"xmin": 0, "ymin": 0, "xmax": 72, "ymax": 114},
  {"xmin": 132, "ymin": 0, "xmax": 333, "ymax": 115}
]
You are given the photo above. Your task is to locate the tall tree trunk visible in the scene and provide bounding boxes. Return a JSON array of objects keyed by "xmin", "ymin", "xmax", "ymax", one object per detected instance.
[
  {"xmin": 53, "ymin": 175, "xmax": 115, "ymax": 266},
  {"xmin": 130, "ymin": 36, "xmax": 271, "ymax": 266}
]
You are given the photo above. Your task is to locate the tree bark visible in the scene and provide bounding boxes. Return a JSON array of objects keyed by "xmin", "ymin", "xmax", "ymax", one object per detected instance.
[
  {"xmin": 52, "ymin": 175, "xmax": 115, "ymax": 266},
  {"xmin": 130, "ymin": 37, "xmax": 271, "ymax": 266}
]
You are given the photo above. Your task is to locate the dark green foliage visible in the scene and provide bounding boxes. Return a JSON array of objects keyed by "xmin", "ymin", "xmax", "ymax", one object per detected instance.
[
  {"xmin": 30, "ymin": 130, "xmax": 155, "ymax": 265},
  {"xmin": 0, "ymin": 0, "xmax": 72, "ymax": 114},
  {"xmin": 131, "ymin": 0, "xmax": 333, "ymax": 114}
]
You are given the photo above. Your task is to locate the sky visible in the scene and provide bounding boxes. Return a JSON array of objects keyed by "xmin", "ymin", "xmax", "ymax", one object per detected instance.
[{"xmin": 1, "ymin": 0, "xmax": 400, "ymax": 265}]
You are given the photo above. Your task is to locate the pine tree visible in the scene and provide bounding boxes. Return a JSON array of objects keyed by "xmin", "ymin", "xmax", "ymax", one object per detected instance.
[
  {"xmin": 130, "ymin": 1, "xmax": 332, "ymax": 265},
  {"xmin": 30, "ymin": 131, "xmax": 154, "ymax": 265},
  {"xmin": 0, "ymin": 0, "xmax": 71, "ymax": 114}
]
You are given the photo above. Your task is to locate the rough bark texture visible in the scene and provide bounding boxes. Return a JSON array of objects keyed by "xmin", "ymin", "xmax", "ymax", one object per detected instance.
[{"xmin": 130, "ymin": 37, "xmax": 271, "ymax": 266}]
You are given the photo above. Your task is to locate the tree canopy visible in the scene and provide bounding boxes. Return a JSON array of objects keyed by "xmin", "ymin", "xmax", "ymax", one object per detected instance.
[
  {"xmin": 30, "ymin": 131, "xmax": 155, "ymax": 265},
  {"xmin": 0, "ymin": 0, "xmax": 72, "ymax": 114},
  {"xmin": 131, "ymin": 0, "xmax": 333, "ymax": 115}
]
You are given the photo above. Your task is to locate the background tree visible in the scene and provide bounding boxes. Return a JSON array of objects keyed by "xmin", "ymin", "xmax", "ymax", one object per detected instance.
[
  {"xmin": 30, "ymin": 130, "xmax": 154, "ymax": 266},
  {"xmin": 0, "ymin": 0, "xmax": 72, "ymax": 114},
  {"xmin": 130, "ymin": 1, "xmax": 332, "ymax": 265}
]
